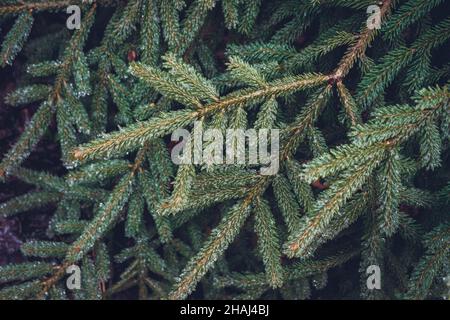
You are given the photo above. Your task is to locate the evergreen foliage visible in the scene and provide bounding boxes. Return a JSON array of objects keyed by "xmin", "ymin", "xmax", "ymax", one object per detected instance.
[{"xmin": 0, "ymin": 0, "xmax": 448, "ymax": 300}]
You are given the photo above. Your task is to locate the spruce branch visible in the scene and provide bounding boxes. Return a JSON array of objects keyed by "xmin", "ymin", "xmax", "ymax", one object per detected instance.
[
  {"xmin": 0, "ymin": 0, "xmax": 448, "ymax": 301},
  {"xmin": 405, "ymin": 223, "xmax": 450, "ymax": 300},
  {"xmin": 168, "ymin": 200, "xmax": 252, "ymax": 300},
  {"xmin": 336, "ymin": 81, "xmax": 360, "ymax": 126},
  {"xmin": 0, "ymin": 11, "xmax": 33, "ymax": 67},
  {"xmin": 377, "ymin": 150, "xmax": 402, "ymax": 236},
  {"xmin": 70, "ymin": 110, "xmax": 196, "ymax": 163},
  {"xmin": 215, "ymin": 249, "xmax": 358, "ymax": 291},
  {"xmin": 71, "ymin": 71, "xmax": 327, "ymax": 163},
  {"xmin": 273, "ymin": 174, "xmax": 302, "ymax": 234},
  {"xmin": 384, "ymin": 0, "xmax": 447, "ymax": 41},
  {"xmin": 330, "ymin": 0, "xmax": 394, "ymax": 80},
  {"xmin": 168, "ymin": 177, "xmax": 269, "ymax": 300},
  {"xmin": 0, "ymin": 3, "xmax": 97, "ymax": 177},
  {"xmin": 65, "ymin": 173, "xmax": 135, "ymax": 262}
]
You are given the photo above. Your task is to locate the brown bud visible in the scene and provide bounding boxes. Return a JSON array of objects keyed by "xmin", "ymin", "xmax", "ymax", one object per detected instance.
[
  {"xmin": 127, "ymin": 50, "xmax": 137, "ymax": 62},
  {"xmin": 73, "ymin": 149, "xmax": 84, "ymax": 160}
]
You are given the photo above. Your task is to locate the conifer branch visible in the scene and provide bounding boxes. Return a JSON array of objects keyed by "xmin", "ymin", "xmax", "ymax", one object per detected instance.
[
  {"xmin": 0, "ymin": 3, "xmax": 97, "ymax": 178},
  {"xmin": 71, "ymin": 72, "xmax": 328, "ymax": 163},
  {"xmin": 168, "ymin": 177, "xmax": 269, "ymax": 300},
  {"xmin": 331, "ymin": 0, "xmax": 393, "ymax": 80},
  {"xmin": 0, "ymin": 0, "xmax": 118, "ymax": 15}
]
